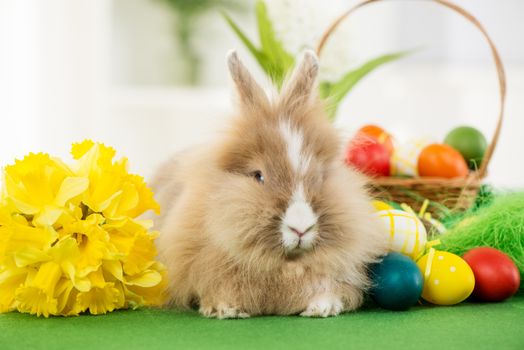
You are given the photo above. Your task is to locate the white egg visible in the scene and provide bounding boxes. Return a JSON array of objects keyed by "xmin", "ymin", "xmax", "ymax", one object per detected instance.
[{"xmin": 391, "ymin": 138, "xmax": 432, "ymax": 176}]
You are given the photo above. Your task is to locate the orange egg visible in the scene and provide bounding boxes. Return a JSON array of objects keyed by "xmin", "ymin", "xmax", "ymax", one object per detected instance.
[
  {"xmin": 356, "ymin": 125, "xmax": 394, "ymax": 156},
  {"xmin": 418, "ymin": 144, "xmax": 469, "ymax": 178}
]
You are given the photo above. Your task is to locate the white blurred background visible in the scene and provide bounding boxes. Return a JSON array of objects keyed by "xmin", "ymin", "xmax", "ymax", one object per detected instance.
[{"xmin": 0, "ymin": 0, "xmax": 523, "ymax": 187}]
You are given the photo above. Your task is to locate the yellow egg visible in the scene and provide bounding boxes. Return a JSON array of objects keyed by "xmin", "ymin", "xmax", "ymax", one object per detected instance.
[
  {"xmin": 416, "ymin": 250, "xmax": 475, "ymax": 305},
  {"xmin": 372, "ymin": 200, "xmax": 393, "ymax": 211},
  {"xmin": 391, "ymin": 138, "xmax": 432, "ymax": 176},
  {"xmin": 375, "ymin": 209, "xmax": 427, "ymax": 260}
]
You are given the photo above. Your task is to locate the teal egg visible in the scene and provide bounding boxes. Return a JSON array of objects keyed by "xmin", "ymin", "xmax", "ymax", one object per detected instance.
[{"xmin": 371, "ymin": 252, "xmax": 424, "ymax": 310}]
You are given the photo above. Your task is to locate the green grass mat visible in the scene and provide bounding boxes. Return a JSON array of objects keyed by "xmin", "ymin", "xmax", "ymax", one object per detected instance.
[{"xmin": 2, "ymin": 293, "xmax": 523, "ymax": 350}]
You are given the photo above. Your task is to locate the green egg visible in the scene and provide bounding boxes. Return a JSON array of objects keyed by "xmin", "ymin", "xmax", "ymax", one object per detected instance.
[{"xmin": 444, "ymin": 126, "xmax": 487, "ymax": 170}]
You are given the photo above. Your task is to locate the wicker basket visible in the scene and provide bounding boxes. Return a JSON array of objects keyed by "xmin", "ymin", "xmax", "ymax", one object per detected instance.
[{"xmin": 316, "ymin": 0, "xmax": 506, "ymax": 217}]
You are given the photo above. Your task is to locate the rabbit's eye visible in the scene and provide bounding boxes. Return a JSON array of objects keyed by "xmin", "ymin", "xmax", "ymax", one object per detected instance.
[{"xmin": 251, "ymin": 170, "xmax": 265, "ymax": 184}]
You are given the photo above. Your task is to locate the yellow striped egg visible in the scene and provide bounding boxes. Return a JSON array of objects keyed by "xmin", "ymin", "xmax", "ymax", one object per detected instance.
[{"xmin": 375, "ymin": 209, "xmax": 427, "ymax": 260}]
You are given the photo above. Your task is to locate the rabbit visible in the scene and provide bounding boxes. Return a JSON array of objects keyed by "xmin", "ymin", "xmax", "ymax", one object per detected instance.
[{"xmin": 151, "ymin": 50, "xmax": 388, "ymax": 319}]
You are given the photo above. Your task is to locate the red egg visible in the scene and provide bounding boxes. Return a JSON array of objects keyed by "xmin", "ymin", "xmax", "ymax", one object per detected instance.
[
  {"xmin": 463, "ymin": 247, "xmax": 520, "ymax": 302},
  {"xmin": 345, "ymin": 137, "xmax": 390, "ymax": 177}
]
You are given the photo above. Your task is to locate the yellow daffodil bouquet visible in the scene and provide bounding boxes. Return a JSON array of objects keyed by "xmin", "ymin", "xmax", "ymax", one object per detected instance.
[{"xmin": 0, "ymin": 140, "xmax": 166, "ymax": 317}]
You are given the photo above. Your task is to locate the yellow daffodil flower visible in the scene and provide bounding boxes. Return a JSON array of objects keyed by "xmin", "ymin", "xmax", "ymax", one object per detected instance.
[
  {"xmin": 3, "ymin": 153, "xmax": 89, "ymax": 227},
  {"xmin": 0, "ymin": 141, "xmax": 166, "ymax": 317}
]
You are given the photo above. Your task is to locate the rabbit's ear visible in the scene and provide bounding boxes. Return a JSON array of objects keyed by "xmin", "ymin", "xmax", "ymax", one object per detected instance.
[
  {"xmin": 279, "ymin": 50, "xmax": 319, "ymax": 111},
  {"xmin": 227, "ymin": 50, "xmax": 270, "ymax": 111}
]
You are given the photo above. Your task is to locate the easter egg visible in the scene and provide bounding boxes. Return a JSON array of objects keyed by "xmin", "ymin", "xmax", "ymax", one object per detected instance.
[
  {"xmin": 345, "ymin": 139, "xmax": 391, "ymax": 177},
  {"xmin": 444, "ymin": 126, "xmax": 487, "ymax": 170},
  {"xmin": 371, "ymin": 252, "xmax": 424, "ymax": 310},
  {"xmin": 375, "ymin": 209, "xmax": 427, "ymax": 260},
  {"xmin": 463, "ymin": 247, "xmax": 520, "ymax": 302},
  {"xmin": 418, "ymin": 144, "xmax": 469, "ymax": 178},
  {"xmin": 417, "ymin": 250, "xmax": 475, "ymax": 305},
  {"xmin": 372, "ymin": 200, "xmax": 393, "ymax": 211},
  {"xmin": 391, "ymin": 138, "xmax": 431, "ymax": 177},
  {"xmin": 356, "ymin": 125, "xmax": 394, "ymax": 155}
]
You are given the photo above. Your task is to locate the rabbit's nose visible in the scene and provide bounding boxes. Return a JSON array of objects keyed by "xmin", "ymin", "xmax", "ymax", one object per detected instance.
[
  {"xmin": 288, "ymin": 226, "xmax": 305, "ymax": 238},
  {"xmin": 288, "ymin": 224, "xmax": 316, "ymax": 238}
]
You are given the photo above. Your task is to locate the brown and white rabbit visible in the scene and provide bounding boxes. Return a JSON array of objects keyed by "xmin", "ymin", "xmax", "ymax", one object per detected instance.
[{"xmin": 152, "ymin": 50, "xmax": 387, "ymax": 318}]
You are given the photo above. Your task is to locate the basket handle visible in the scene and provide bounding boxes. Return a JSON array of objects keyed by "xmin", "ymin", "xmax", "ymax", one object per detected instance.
[{"xmin": 316, "ymin": 0, "xmax": 506, "ymax": 179}]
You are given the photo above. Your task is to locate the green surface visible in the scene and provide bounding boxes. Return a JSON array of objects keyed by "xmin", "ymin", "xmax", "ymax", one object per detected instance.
[{"xmin": 1, "ymin": 293, "xmax": 524, "ymax": 350}]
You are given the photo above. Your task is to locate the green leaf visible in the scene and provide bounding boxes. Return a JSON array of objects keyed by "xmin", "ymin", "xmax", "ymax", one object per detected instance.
[
  {"xmin": 255, "ymin": 0, "xmax": 294, "ymax": 87},
  {"xmin": 221, "ymin": 11, "xmax": 272, "ymax": 73},
  {"xmin": 320, "ymin": 50, "xmax": 412, "ymax": 121}
]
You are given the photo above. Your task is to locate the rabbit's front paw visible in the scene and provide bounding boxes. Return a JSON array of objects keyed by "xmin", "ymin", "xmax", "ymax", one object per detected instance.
[
  {"xmin": 199, "ymin": 302, "xmax": 250, "ymax": 319},
  {"xmin": 300, "ymin": 294, "xmax": 343, "ymax": 318}
]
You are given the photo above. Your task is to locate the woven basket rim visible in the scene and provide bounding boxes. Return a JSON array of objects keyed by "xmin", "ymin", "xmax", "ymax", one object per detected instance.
[{"xmin": 369, "ymin": 174, "xmax": 483, "ymax": 187}]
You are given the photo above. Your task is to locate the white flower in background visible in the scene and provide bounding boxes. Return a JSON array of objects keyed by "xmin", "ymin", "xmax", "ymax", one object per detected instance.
[{"xmin": 264, "ymin": 0, "xmax": 357, "ymax": 81}]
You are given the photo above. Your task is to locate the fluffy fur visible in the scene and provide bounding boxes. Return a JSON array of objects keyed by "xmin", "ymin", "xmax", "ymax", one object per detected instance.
[{"xmin": 152, "ymin": 50, "xmax": 387, "ymax": 318}]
